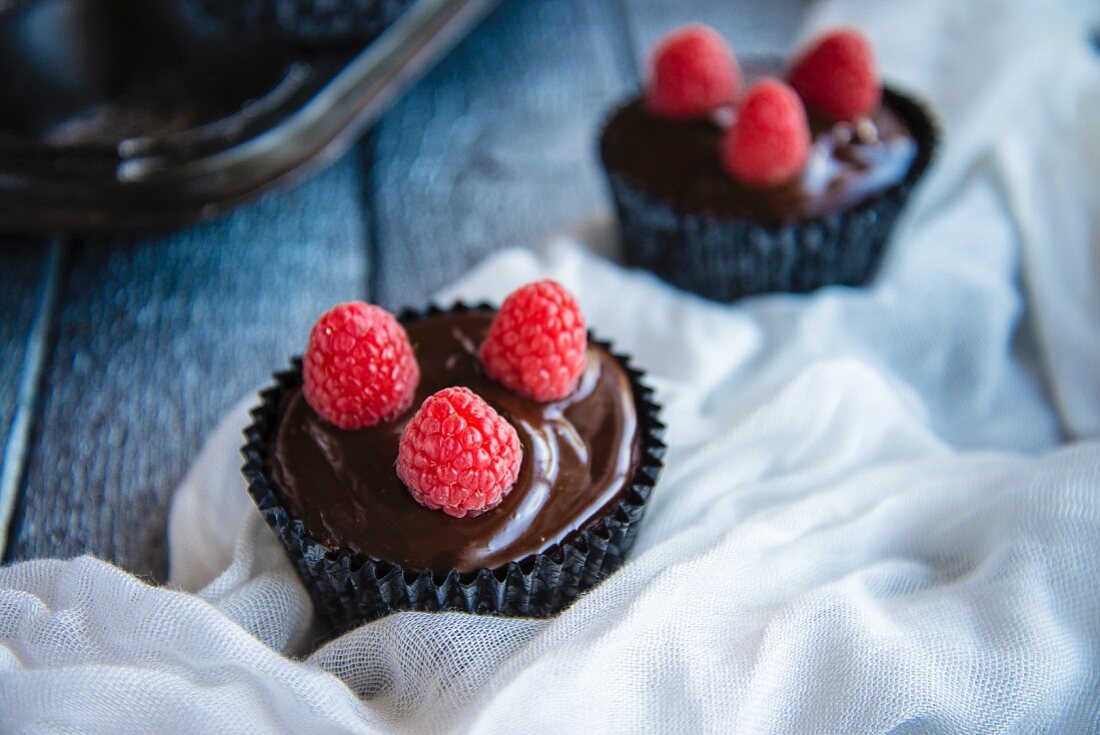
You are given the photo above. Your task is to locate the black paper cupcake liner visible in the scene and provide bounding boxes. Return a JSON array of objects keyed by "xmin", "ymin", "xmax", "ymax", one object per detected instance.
[
  {"xmin": 600, "ymin": 87, "xmax": 940, "ymax": 302},
  {"xmin": 187, "ymin": 0, "xmax": 415, "ymax": 43},
  {"xmin": 241, "ymin": 302, "xmax": 666, "ymax": 631}
]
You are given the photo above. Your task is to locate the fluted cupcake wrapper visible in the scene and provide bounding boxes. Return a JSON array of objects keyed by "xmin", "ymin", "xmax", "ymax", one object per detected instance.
[
  {"xmin": 241, "ymin": 302, "xmax": 666, "ymax": 632},
  {"xmin": 601, "ymin": 87, "xmax": 940, "ymax": 302},
  {"xmin": 186, "ymin": 0, "xmax": 415, "ymax": 42}
]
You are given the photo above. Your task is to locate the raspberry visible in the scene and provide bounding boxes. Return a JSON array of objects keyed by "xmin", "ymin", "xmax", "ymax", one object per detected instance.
[
  {"xmin": 721, "ymin": 78, "xmax": 811, "ymax": 187},
  {"xmin": 396, "ymin": 387, "xmax": 522, "ymax": 517},
  {"xmin": 646, "ymin": 23, "xmax": 741, "ymax": 120},
  {"xmin": 302, "ymin": 302, "xmax": 419, "ymax": 430},
  {"xmin": 788, "ymin": 28, "xmax": 880, "ymax": 122},
  {"xmin": 479, "ymin": 280, "xmax": 587, "ymax": 402}
]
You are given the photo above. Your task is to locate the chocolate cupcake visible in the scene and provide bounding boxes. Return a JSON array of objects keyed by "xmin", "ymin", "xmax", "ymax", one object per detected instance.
[
  {"xmin": 599, "ymin": 25, "xmax": 938, "ymax": 301},
  {"xmin": 242, "ymin": 283, "xmax": 665, "ymax": 631}
]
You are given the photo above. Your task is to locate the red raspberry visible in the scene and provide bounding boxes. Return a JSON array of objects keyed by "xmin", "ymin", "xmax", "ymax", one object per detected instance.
[
  {"xmin": 646, "ymin": 23, "xmax": 741, "ymax": 120},
  {"xmin": 479, "ymin": 280, "xmax": 587, "ymax": 402},
  {"xmin": 397, "ymin": 387, "xmax": 522, "ymax": 517},
  {"xmin": 302, "ymin": 302, "xmax": 419, "ymax": 430},
  {"xmin": 788, "ymin": 28, "xmax": 880, "ymax": 122},
  {"xmin": 721, "ymin": 78, "xmax": 811, "ymax": 187}
]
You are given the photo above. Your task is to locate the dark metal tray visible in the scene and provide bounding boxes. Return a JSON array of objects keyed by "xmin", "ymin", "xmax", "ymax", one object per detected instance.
[{"xmin": 0, "ymin": 0, "xmax": 497, "ymax": 232}]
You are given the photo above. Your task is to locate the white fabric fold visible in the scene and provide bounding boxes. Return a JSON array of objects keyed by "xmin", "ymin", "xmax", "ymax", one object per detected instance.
[{"xmin": 3, "ymin": 0, "xmax": 1100, "ymax": 732}]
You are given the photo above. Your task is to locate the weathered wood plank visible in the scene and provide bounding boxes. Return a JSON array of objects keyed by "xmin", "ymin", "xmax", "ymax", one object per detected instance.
[
  {"xmin": 366, "ymin": 0, "xmax": 637, "ymax": 309},
  {"xmin": 0, "ymin": 238, "xmax": 59, "ymax": 554},
  {"xmin": 0, "ymin": 239, "xmax": 54, "ymax": 450},
  {"xmin": 4, "ymin": 156, "xmax": 370, "ymax": 579}
]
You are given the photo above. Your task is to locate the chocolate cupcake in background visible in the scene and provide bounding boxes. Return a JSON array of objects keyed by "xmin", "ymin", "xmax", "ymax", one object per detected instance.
[
  {"xmin": 187, "ymin": 0, "xmax": 415, "ymax": 43},
  {"xmin": 242, "ymin": 282, "xmax": 665, "ymax": 631},
  {"xmin": 600, "ymin": 25, "xmax": 939, "ymax": 302}
]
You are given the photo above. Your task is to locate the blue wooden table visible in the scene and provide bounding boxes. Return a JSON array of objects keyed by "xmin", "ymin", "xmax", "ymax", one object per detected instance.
[{"xmin": 0, "ymin": 0, "xmax": 804, "ymax": 580}]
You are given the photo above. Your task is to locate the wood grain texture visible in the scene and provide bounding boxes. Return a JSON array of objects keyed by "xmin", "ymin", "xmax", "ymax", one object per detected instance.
[
  {"xmin": 0, "ymin": 239, "xmax": 52, "ymax": 455},
  {"xmin": 366, "ymin": 0, "xmax": 636, "ymax": 308},
  {"xmin": 4, "ymin": 157, "xmax": 370, "ymax": 579},
  {"xmin": 0, "ymin": 238, "xmax": 58, "ymax": 552}
]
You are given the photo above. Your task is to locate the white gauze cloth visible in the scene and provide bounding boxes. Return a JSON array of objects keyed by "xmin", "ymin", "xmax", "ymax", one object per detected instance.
[{"xmin": 3, "ymin": 0, "xmax": 1100, "ymax": 732}]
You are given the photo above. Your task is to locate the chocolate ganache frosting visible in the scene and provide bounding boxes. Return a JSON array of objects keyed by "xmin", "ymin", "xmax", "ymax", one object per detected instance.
[
  {"xmin": 266, "ymin": 309, "xmax": 641, "ymax": 573},
  {"xmin": 600, "ymin": 61, "xmax": 919, "ymax": 226}
]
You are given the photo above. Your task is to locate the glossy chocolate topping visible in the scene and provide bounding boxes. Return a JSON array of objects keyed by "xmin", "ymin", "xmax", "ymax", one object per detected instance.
[
  {"xmin": 266, "ymin": 310, "xmax": 640, "ymax": 573},
  {"xmin": 600, "ymin": 62, "xmax": 919, "ymax": 226}
]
